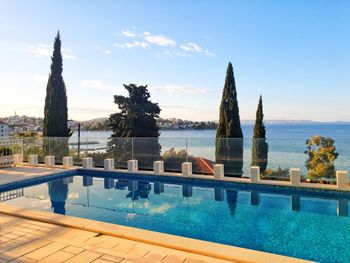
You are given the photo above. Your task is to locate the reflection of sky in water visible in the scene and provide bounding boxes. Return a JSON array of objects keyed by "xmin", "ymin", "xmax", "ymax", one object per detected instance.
[{"xmin": 3, "ymin": 175, "xmax": 350, "ymax": 262}]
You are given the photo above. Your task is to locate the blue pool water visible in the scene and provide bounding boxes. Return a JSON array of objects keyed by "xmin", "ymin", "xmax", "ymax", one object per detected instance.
[{"xmin": 2, "ymin": 171, "xmax": 350, "ymax": 263}]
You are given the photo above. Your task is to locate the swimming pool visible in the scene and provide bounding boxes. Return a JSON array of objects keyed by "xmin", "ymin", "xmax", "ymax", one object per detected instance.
[{"xmin": 1, "ymin": 170, "xmax": 350, "ymax": 262}]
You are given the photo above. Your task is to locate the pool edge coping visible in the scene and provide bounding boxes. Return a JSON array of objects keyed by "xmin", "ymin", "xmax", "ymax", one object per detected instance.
[
  {"xmin": 0, "ymin": 203, "xmax": 314, "ymax": 263},
  {"xmin": 16, "ymin": 164, "xmax": 350, "ymax": 192}
]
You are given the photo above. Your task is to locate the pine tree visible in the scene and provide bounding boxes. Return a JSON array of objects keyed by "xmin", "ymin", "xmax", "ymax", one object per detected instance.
[
  {"xmin": 251, "ymin": 96, "xmax": 268, "ymax": 172},
  {"xmin": 43, "ymin": 31, "xmax": 70, "ymax": 160},
  {"xmin": 216, "ymin": 62, "xmax": 244, "ymax": 176},
  {"xmin": 108, "ymin": 84, "xmax": 161, "ymax": 169}
]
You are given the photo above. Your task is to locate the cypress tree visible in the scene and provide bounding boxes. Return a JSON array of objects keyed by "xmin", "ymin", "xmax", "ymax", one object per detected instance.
[
  {"xmin": 216, "ymin": 62, "xmax": 244, "ymax": 176},
  {"xmin": 251, "ymin": 96, "xmax": 268, "ymax": 172},
  {"xmin": 43, "ymin": 31, "xmax": 70, "ymax": 160}
]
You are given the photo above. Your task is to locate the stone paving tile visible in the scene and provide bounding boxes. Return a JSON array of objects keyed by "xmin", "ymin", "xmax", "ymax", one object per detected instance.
[
  {"xmin": 0, "ymin": 239, "xmax": 52, "ymax": 261},
  {"xmin": 25, "ymin": 242, "xmax": 67, "ymax": 261},
  {"xmin": 0, "ymin": 214, "xmax": 235, "ymax": 263},
  {"xmin": 128, "ymin": 245, "xmax": 151, "ymax": 257},
  {"xmin": 113, "ymin": 242, "xmax": 136, "ymax": 253},
  {"xmin": 85, "ymin": 237, "xmax": 105, "ymax": 246},
  {"xmin": 36, "ymin": 250, "xmax": 76, "ymax": 263},
  {"xmin": 8, "ymin": 256, "xmax": 36, "ymax": 263},
  {"xmin": 184, "ymin": 258, "xmax": 208, "ymax": 263},
  {"xmin": 210, "ymin": 259, "xmax": 236, "ymax": 263},
  {"xmin": 71, "ymin": 232, "xmax": 98, "ymax": 243},
  {"xmin": 161, "ymin": 255, "xmax": 185, "ymax": 263},
  {"xmin": 97, "ymin": 236, "xmax": 120, "ymax": 249},
  {"xmin": 0, "ymin": 241, "xmax": 23, "ymax": 254},
  {"xmin": 62, "ymin": 245, "xmax": 86, "ymax": 255},
  {"xmin": 100, "ymin": 254, "xmax": 125, "ymax": 262},
  {"xmin": 144, "ymin": 252, "xmax": 167, "ymax": 262},
  {"xmin": 92, "ymin": 259, "xmax": 112, "ymax": 263},
  {"xmin": 94, "ymin": 247, "xmax": 130, "ymax": 259},
  {"xmin": 65, "ymin": 250, "xmax": 103, "ymax": 263}
]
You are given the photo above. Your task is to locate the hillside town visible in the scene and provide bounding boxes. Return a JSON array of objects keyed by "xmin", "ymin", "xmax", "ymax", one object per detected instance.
[{"xmin": 0, "ymin": 114, "xmax": 218, "ymax": 136}]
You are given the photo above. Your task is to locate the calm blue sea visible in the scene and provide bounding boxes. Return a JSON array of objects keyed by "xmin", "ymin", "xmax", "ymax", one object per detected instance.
[
  {"xmin": 75, "ymin": 123, "xmax": 350, "ymax": 139},
  {"xmin": 71, "ymin": 124, "xmax": 350, "ymax": 175}
]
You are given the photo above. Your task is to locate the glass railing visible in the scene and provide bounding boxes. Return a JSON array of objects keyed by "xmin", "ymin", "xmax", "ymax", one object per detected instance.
[{"xmin": 18, "ymin": 136, "xmax": 350, "ymax": 184}]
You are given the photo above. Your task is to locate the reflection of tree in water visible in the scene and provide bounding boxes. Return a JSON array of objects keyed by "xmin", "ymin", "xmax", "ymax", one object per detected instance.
[
  {"xmin": 126, "ymin": 182, "xmax": 151, "ymax": 201},
  {"xmin": 48, "ymin": 179, "xmax": 68, "ymax": 215},
  {"xmin": 226, "ymin": 190, "xmax": 238, "ymax": 216}
]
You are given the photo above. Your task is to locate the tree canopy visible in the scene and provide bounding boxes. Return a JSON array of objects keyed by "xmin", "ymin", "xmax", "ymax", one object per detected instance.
[
  {"xmin": 251, "ymin": 96, "xmax": 268, "ymax": 172},
  {"xmin": 108, "ymin": 84, "xmax": 161, "ymax": 169},
  {"xmin": 215, "ymin": 62, "xmax": 244, "ymax": 176},
  {"xmin": 109, "ymin": 84, "xmax": 160, "ymax": 137},
  {"xmin": 43, "ymin": 31, "xmax": 70, "ymax": 137}
]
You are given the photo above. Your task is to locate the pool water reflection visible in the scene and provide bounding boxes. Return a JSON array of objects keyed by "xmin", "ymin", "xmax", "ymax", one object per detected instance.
[{"xmin": 2, "ymin": 175, "xmax": 350, "ymax": 262}]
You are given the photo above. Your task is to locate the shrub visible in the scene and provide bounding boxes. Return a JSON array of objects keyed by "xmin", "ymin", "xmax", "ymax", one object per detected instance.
[{"xmin": 305, "ymin": 135, "xmax": 338, "ymax": 179}]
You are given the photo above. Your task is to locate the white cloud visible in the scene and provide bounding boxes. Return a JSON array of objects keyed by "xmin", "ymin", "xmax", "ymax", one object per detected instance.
[
  {"xmin": 180, "ymin": 43, "xmax": 202, "ymax": 52},
  {"xmin": 80, "ymin": 80, "xmax": 123, "ymax": 92},
  {"xmin": 121, "ymin": 29, "xmax": 136, "ymax": 38},
  {"xmin": 26, "ymin": 44, "xmax": 76, "ymax": 59},
  {"xmin": 180, "ymin": 42, "xmax": 215, "ymax": 57},
  {"xmin": 156, "ymin": 51, "xmax": 193, "ymax": 58},
  {"xmin": 105, "ymin": 50, "xmax": 111, "ymax": 54},
  {"xmin": 32, "ymin": 74, "xmax": 47, "ymax": 83},
  {"xmin": 142, "ymin": 32, "xmax": 176, "ymax": 47},
  {"xmin": 114, "ymin": 41, "xmax": 149, "ymax": 49},
  {"xmin": 117, "ymin": 28, "xmax": 214, "ymax": 57},
  {"xmin": 150, "ymin": 84, "xmax": 208, "ymax": 95}
]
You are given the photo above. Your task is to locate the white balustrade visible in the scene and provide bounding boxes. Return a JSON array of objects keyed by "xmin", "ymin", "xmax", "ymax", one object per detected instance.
[
  {"xmin": 182, "ymin": 162, "xmax": 192, "ymax": 176},
  {"xmin": 104, "ymin": 159, "xmax": 115, "ymax": 171},
  {"xmin": 82, "ymin": 157, "xmax": 93, "ymax": 169},
  {"xmin": 45, "ymin": 156, "xmax": 55, "ymax": 167},
  {"xmin": 290, "ymin": 168, "xmax": 301, "ymax": 186},
  {"xmin": 63, "ymin": 156, "xmax": 73, "ymax": 168},
  {"xmin": 249, "ymin": 166, "xmax": 260, "ymax": 183},
  {"xmin": 128, "ymin": 160, "xmax": 138, "ymax": 172},
  {"xmin": 153, "ymin": 161, "xmax": 164, "ymax": 174},
  {"xmin": 214, "ymin": 164, "xmax": 224, "ymax": 179}
]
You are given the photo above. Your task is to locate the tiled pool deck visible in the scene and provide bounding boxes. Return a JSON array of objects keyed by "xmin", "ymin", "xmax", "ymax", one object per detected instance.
[
  {"xmin": 0, "ymin": 213, "xmax": 235, "ymax": 263},
  {"xmin": 0, "ymin": 166, "xmax": 314, "ymax": 263}
]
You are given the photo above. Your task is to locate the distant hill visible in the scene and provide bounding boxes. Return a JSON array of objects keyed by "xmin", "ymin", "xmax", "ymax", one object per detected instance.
[
  {"xmin": 241, "ymin": 119, "xmax": 350, "ymax": 125},
  {"xmin": 80, "ymin": 117, "xmax": 108, "ymax": 124},
  {"xmin": 79, "ymin": 117, "xmax": 350, "ymax": 126}
]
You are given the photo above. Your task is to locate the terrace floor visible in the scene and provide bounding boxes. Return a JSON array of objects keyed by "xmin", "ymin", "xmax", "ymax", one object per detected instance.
[
  {"xmin": 0, "ymin": 213, "xmax": 234, "ymax": 263},
  {"xmin": 0, "ymin": 167, "xmax": 70, "ymax": 185}
]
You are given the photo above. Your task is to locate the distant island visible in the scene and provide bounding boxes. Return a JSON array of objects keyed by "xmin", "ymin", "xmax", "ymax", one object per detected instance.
[{"xmin": 1, "ymin": 114, "xmax": 350, "ymax": 133}]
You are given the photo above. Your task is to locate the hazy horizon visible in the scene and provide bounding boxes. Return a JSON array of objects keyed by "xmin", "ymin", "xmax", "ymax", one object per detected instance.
[{"xmin": 1, "ymin": 0, "xmax": 349, "ymax": 122}]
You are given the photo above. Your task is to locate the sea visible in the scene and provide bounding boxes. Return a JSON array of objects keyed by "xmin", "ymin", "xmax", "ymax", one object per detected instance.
[{"xmin": 71, "ymin": 124, "xmax": 350, "ymax": 175}]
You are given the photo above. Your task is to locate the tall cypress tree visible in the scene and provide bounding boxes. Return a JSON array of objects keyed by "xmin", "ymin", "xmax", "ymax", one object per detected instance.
[
  {"xmin": 43, "ymin": 31, "xmax": 70, "ymax": 160},
  {"xmin": 216, "ymin": 62, "xmax": 244, "ymax": 176},
  {"xmin": 251, "ymin": 96, "xmax": 268, "ymax": 172}
]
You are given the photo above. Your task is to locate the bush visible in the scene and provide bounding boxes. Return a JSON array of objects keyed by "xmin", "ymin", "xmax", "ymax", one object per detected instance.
[
  {"xmin": 261, "ymin": 167, "xmax": 289, "ymax": 181},
  {"xmin": 305, "ymin": 135, "xmax": 338, "ymax": 179}
]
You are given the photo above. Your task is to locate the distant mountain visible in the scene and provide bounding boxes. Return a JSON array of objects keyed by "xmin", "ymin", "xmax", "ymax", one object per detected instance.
[
  {"xmin": 79, "ymin": 117, "xmax": 350, "ymax": 126},
  {"xmin": 241, "ymin": 119, "xmax": 350, "ymax": 125}
]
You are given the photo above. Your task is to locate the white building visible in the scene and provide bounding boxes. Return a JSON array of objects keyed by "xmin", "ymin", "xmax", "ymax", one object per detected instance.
[{"xmin": 0, "ymin": 121, "xmax": 11, "ymax": 137}]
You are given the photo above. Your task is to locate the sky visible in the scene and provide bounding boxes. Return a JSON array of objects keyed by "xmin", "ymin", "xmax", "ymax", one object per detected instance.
[{"xmin": 0, "ymin": 0, "xmax": 349, "ymax": 122}]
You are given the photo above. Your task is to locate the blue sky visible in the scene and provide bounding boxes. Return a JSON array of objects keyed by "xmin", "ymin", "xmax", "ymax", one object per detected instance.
[{"xmin": 0, "ymin": 0, "xmax": 349, "ymax": 121}]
